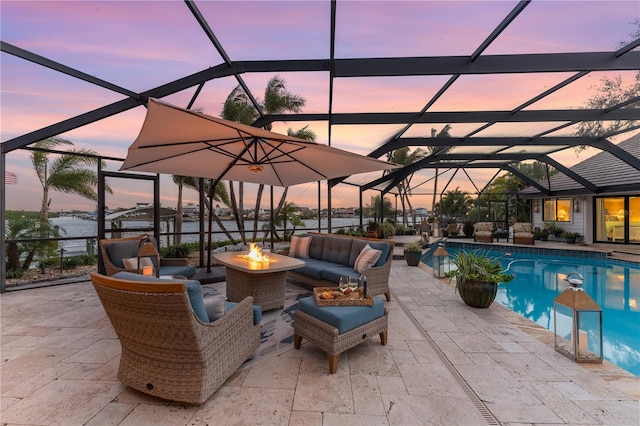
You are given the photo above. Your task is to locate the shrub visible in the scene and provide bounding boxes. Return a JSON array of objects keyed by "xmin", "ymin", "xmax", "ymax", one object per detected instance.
[
  {"xmin": 6, "ymin": 268, "xmax": 24, "ymax": 279},
  {"xmin": 160, "ymin": 244, "xmax": 192, "ymax": 258}
]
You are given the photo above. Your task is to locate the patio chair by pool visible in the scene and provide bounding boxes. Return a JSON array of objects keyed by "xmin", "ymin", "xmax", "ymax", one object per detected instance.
[
  {"xmin": 99, "ymin": 235, "xmax": 196, "ymax": 278},
  {"xmin": 474, "ymin": 222, "xmax": 494, "ymax": 243},
  {"xmin": 513, "ymin": 222, "xmax": 535, "ymax": 245},
  {"xmin": 90, "ymin": 272, "xmax": 260, "ymax": 404}
]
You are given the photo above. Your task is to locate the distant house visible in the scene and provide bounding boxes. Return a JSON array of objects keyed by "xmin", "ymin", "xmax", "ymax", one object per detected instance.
[{"xmin": 519, "ymin": 134, "xmax": 640, "ymax": 245}]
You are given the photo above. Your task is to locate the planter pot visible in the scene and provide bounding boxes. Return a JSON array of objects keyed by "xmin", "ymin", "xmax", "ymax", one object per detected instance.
[
  {"xmin": 366, "ymin": 231, "xmax": 379, "ymax": 239},
  {"xmin": 565, "ymin": 238, "xmax": 576, "ymax": 244},
  {"xmin": 458, "ymin": 280, "xmax": 498, "ymax": 308},
  {"xmin": 404, "ymin": 251, "xmax": 422, "ymax": 266}
]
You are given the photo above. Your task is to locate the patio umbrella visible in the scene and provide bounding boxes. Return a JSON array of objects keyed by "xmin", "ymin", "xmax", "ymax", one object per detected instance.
[
  {"xmin": 121, "ymin": 98, "xmax": 399, "ymax": 270},
  {"xmin": 121, "ymin": 98, "xmax": 397, "ymax": 186}
]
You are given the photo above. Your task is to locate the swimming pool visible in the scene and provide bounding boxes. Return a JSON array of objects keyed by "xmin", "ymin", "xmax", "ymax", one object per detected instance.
[{"xmin": 425, "ymin": 243, "xmax": 640, "ymax": 377}]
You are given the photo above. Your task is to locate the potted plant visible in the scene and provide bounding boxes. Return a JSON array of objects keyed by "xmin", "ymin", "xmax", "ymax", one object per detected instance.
[
  {"xmin": 403, "ymin": 242, "xmax": 423, "ymax": 266},
  {"xmin": 562, "ymin": 231, "xmax": 582, "ymax": 244},
  {"xmin": 445, "ymin": 249, "xmax": 514, "ymax": 308},
  {"xmin": 534, "ymin": 228, "xmax": 549, "ymax": 241},
  {"xmin": 544, "ymin": 221, "xmax": 563, "ymax": 238},
  {"xmin": 366, "ymin": 220, "xmax": 380, "ymax": 238}
]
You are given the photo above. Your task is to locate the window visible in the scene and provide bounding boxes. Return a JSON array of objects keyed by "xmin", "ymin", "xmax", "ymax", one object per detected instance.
[
  {"xmin": 543, "ymin": 198, "xmax": 571, "ymax": 223},
  {"xmin": 596, "ymin": 195, "xmax": 640, "ymax": 244}
]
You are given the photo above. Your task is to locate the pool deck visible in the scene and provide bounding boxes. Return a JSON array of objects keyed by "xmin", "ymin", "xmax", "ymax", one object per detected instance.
[{"xmin": 1, "ymin": 240, "xmax": 639, "ymax": 425}]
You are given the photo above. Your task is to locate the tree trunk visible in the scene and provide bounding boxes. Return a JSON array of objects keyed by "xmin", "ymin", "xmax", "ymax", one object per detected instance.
[
  {"xmin": 6, "ymin": 243, "xmax": 20, "ymax": 270},
  {"xmin": 175, "ymin": 183, "xmax": 183, "ymax": 246},
  {"xmin": 252, "ymin": 184, "xmax": 264, "ymax": 242}
]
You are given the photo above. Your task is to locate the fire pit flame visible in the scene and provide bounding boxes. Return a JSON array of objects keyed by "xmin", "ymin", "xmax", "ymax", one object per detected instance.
[{"xmin": 243, "ymin": 243, "xmax": 270, "ymax": 263}]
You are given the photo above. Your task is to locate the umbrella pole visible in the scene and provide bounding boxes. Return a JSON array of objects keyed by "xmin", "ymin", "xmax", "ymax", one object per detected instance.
[
  {"xmin": 207, "ymin": 194, "xmax": 213, "ymax": 273},
  {"xmin": 270, "ymin": 185, "xmax": 274, "ymax": 252}
]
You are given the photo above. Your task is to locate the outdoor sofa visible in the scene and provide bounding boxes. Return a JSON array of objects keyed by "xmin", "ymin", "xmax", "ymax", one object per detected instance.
[
  {"xmin": 286, "ymin": 233, "xmax": 394, "ymax": 301},
  {"xmin": 99, "ymin": 235, "xmax": 196, "ymax": 278}
]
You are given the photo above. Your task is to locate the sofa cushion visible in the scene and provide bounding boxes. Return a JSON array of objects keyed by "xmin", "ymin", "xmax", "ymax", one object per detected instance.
[
  {"xmin": 112, "ymin": 271, "xmax": 209, "ymax": 323},
  {"xmin": 320, "ymin": 264, "xmax": 359, "ymax": 284},
  {"xmin": 297, "ymin": 296, "xmax": 385, "ymax": 334},
  {"xmin": 289, "ymin": 235, "xmax": 311, "ymax": 258},
  {"xmin": 307, "ymin": 234, "xmax": 325, "ymax": 259},
  {"xmin": 368, "ymin": 241, "xmax": 391, "ymax": 267},
  {"xmin": 321, "ymin": 236, "xmax": 353, "ymax": 266},
  {"xmin": 292, "ymin": 258, "xmax": 330, "ymax": 281},
  {"xmin": 348, "ymin": 239, "xmax": 369, "ymax": 266},
  {"xmin": 475, "ymin": 222, "xmax": 494, "ymax": 232},
  {"xmin": 225, "ymin": 301, "xmax": 263, "ymax": 325},
  {"xmin": 354, "ymin": 244, "xmax": 382, "ymax": 273}
]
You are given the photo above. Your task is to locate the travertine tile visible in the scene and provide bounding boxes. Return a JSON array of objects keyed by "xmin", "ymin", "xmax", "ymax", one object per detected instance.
[
  {"xmin": 288, "ymin": 410, "xmax": 322, "ymax": 425},
  {"xmin": 322, "ymin": 412, "xmax": 389, "ymax": 425},
  {"xmin": 84, "ymin": 402, "xmax": 137, "ymax": 426},
  {"xmin": 293, "ymin": 358, "xmax": 353, "ymax": 413},
  {"xmin": 118, "ymin": 403, "xmax": 197, "ymax": 426},
  {"xmin": 63, "ymin": 337, "xmax": 121, "ymax": 364},
  {"xmin": 242, "ymin": 356, "xmax": 301, "ymax": 389},
  {"xmin": 350, "ymin": 374, "xmax": 385, "ymax": 416},
  {"xmin": 190, "ymin": 386, "xmax": 294, "ymax": 425},
  {"xmin": 376, "ymin": 376, "xmax": 408, "ymax": 395},
  {"xmin": 1, "ymin": 346, "xmax": 78, "ymax": 393},
  {"xmin": 0, "ymin": 379, "xmax": 123, "ymax": 425},
  {"xmin": 382, "ymin": 394, "xmax": 487, "ymax": 425}
]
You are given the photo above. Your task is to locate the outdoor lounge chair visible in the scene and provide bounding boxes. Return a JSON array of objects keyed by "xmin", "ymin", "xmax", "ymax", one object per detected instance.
[
  {"xmin": 513, "ymin": 222, "xmax": 535, "ymax": 245},
  {"xmin": 474, "ymin": 222, "xmax": 494, "ymax": 243},
  {"xmin": 99, "ymin": 235, "xmax": 196, "ymax": 278},
  {"xmin": 90, "ymin": 272, "xmax": 260, "ymax": 404}
]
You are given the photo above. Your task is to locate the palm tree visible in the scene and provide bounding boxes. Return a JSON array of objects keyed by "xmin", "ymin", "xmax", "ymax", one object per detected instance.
[
  {"xmin": 428, "ymin": 124, "xmax": 452, "ymax": 215},
  {"xmin": 386, "ymin": 146, "xmax": 426, "ymax": 224},
  {"xmin": 31, "ymin": 137, "xmax": 107, "ymax": 219},
  {"xmin": 220, "ymin": 75, "xmax": 307, "ymax": 242},
  {"xmin": 172, "ymin": 175, "xmax": 198, "ymax": 245}
]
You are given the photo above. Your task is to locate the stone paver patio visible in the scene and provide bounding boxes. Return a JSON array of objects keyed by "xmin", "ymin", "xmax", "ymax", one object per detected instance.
[{"xmin": 1, "ymin": 260, "xmax": 638, "ymax": 425}]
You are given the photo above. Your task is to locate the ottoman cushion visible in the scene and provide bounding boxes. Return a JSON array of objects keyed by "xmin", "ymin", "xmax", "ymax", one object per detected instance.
[{"xmin": 297, "ymin": 296, "xmax": 385, "ymax": 334}]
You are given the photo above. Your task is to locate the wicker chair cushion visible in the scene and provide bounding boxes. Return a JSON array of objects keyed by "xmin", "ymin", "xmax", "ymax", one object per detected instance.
[
  {"xmin": 289, "ymin": 235, "xmax": 312, "ymax": 258},
  {"xmin": 297, "ymin": 296, "xmax": 385, "ymax": 334},
  {"xmin": 513, "ymin": 222, "xmax": 532, "ymax": 233},
  {"xmin": 122, "ymin": 257, "xmax": 153, "ymax": 270},
  {"xmin": 112, "ymin": 271, "xmax": 209, "ymax": 323},
  {"xmin": 354, "ymin": 245, "xmax": 382, "ymax": 273},
  {"xmin": 225, "ymin": 302, "xmax": 262, "ymax": 325},
  {"xmin": 106, "ymin": 240, "xmax": 140, "ymax": 268},
  {"xmin": 203, "ymin": 294, "xmax": 227, "ymax": 321}
]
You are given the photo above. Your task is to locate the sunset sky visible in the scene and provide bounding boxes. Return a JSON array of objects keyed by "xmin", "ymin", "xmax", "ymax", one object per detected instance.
[{"xmin": 2, "ymin": 0, "xmax": 638, "ymax": 213}]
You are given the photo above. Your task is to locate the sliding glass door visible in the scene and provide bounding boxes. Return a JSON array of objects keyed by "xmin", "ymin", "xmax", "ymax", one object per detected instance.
[{"xmin": 595, "ymin": 195, "xmax": 640, "ymax": 244}]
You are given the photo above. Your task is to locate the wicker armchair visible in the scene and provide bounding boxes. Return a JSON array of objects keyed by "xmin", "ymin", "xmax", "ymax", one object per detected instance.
[
  {"xmin": 473, "ymin": 222, "xmax": 494, "ymax": 243},
  {"xmin": 90, "ymin": 272, "xmax": 260, "ymax": 404},
  {"xmin": 513, "ymin": 222, "xmax": 534, "ymax": 245},
  {"xmin": 99, "ymin": 235, "xmax": 195, "ymax": 277}
]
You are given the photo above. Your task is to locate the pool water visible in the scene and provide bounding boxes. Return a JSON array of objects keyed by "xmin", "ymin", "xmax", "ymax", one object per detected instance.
[{"xmin": 427, "ymin": 247, "xmax": 640, "ymax": 377}]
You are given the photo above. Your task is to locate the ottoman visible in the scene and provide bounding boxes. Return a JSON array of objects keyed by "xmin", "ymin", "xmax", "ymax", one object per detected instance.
[{"xmin": 293, "ymin": 296, "xmax": 388, "ymax": 374}]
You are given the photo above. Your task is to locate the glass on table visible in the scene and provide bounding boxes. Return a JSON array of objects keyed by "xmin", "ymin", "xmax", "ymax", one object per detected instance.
[
  {"xmin": 339, "ymin": 276, "xmax": 349, "ymax": 293},
  {"xmin": 348, "ymin": 276, "xmax": 359, "ymax": 293}
]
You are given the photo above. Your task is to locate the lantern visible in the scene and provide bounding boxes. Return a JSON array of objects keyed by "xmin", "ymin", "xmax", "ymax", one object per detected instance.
[
  {"xmin": 432, "ymin": 243, "xmax": 450, "ymax": 278},
  {"xmin": 137, "ymin": 235, "xmax": 160, "ymax": 277},
  {"xmin": 553, "ymin": 273, "xmax": 603, "ymax": 363}
]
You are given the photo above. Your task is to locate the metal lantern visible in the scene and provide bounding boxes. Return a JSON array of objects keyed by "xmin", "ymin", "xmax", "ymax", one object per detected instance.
[
  {"xmin": 432, "ymin": 243, "xmax": 450, "ymax": 278},
  {"xmin": 137, "ymin": 236, "xmax": 160, "ymax": 277},
  {"xmin": 553, "ymin": 273, "xmax": 603, "ymax": 363}
]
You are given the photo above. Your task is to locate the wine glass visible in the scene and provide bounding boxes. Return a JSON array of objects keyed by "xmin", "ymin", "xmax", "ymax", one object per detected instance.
[
  {"xmin": 348, "ymin": 276, "xmax": 359, "ymax": 293},
  {"xmin": 339, "ymin": 276, "xmax": 349, "ymax": 293}
]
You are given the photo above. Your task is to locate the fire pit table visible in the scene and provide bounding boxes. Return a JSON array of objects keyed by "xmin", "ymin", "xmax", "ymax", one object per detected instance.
[{"xmin": 212, "ymin": 251, "xmax": 305, "ymax": 311}]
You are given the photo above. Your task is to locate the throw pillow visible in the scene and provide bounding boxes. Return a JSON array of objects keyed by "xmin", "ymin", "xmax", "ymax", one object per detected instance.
[
  {"xmin": 203, "ymin": 294, "xmax": 227, "ymax": 322},
  {"xmin": 289, "ymin": 235, "xmax": 312, "ymax": 258},
  {"xmin": 122, "ymin": 257, "xmax": 153, "ymax": 270},
  {"xmin": 354, "ymin": 244, "xmax": 382, "ymax": 273}
]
